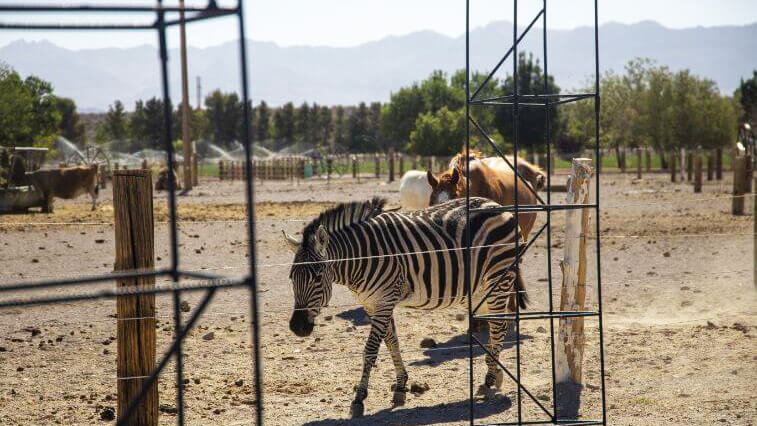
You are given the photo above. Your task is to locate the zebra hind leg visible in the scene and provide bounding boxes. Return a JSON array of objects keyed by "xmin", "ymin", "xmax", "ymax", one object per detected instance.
[
  {"xmin": 478, "ymin": 274, "xmax": 515, "ymax": 397},
  {"xmin": 384, "ymin": 318, "xmax": 408, "ymax": 406}
]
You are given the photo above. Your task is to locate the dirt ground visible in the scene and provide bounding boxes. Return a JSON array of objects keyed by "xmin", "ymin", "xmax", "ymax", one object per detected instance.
[{"xmin": 0, "ymin": 171, "xmax": 754, "ymax": 425}]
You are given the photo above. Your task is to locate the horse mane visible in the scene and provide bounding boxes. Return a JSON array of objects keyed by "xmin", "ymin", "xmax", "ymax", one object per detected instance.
[
  {"xmin": 302, "ymin": 197, "xmax": 387, "ymax": 245},
  {"xmin": 448, "ymin": 147, "xmax": 484, "ymax": 171}
]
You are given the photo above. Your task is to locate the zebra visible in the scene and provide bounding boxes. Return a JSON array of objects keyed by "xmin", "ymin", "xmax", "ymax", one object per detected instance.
[{"xmin": 282, "ymin": 196, "xmax": 528, "ymax": 417}]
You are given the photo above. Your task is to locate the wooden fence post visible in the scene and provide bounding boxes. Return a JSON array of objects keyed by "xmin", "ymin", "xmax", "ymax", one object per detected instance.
[
  {"xmin": 327, "ymin": 155, "xmax": 333, "ymax": 184},
  {"xmin": 374, "ymin": 154, "xmax": 380, "ymax": 178},
  {"xmin": 716, "ymin": 148, "xmax": 723, "ymax": 180},
  {"xmin": 694, "ymin": 151, "xmax": 702, "ymax": 193},
  {"xmin": 636, "ymin": 148, "xmax": 642, "ymax": 179},
  {"xmin": 732, "ymin": 155, "xmax": 746, "ymax": 215},
  {"xmin": 218, "ymin": 161, "xmax": 224, "ymax": 181},
  {"xmin": 687, "ymin": 151, "xmax": 693, "ymax": 181},
  {"xmin": 619, "ymin": 150, "xmax": 626, "ymax": 173},
  {"xmin": 388, "ymin": 149, "xmax": 395, "ymax": 182},
  {"xmin": 113, "ymin": 170, "xmax": 158, "ymax": 426},
  {"xmin": 192, "ymin": 153, "xmax": 198, "ymax": 187},
  {"xmin": 398, "ymin": 153, "xmax": 405, "ymax": 177},
  {"xmin": 556, "ymin": 158, "xmax": 593, "ymax": 414},
  {"xmin": 706, "ymin": 152, "xmax": 714, "ymax": 181},
  {"xmin": 645, "ymin": 149, "xmax": 651, "ymax": 173},
  {"xmin": 670, "ymin": 152, "xmax": 677, "ymax": 182}
]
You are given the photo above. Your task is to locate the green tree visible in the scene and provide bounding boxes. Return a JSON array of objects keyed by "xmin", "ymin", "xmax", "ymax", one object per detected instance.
[
  {"xmin": 736, "ymin": 70, "xmax": 757, "ymax": 123},
  {"xmin": 380, "ymin": 83, "xmax": 425, "ymax": 148},
  {"xmin": 333, "ymin": 106, "xmax": 346, "ymax": 149},
  {"xmin": 272, "ymin": 102, "xmax": 295, "ymax": 148},
  {"xmin": 295, "ymin": 102, "xmax": 311, "ymax": 143},
  {"xmin": 129, "ymin": 97, "xmax": 170, "ymax": 151},
  {"xmin": 204, "ymin": 90, "xmax": 241, "ymax": 148},
  {"xmin": 54, "ymin": 97, "xmax": 85, "ymax": 144},
  {"xmin": 103, "ymin": 100, "xmax": 129, "ymax": 143},
  {"xmin": 256, "ymin": 101, "xmax": 271, "ymax": 143},
  {"xmin": 0, "ymin": 64, "xmax": 35, "ymax": 147},
  {"xmin": 407, "ymin": 107, "xmax": 465, "ymax": 156},
  {"xmin": 348, "ymin": 102, "xmax": 372, "ymax": 151}
]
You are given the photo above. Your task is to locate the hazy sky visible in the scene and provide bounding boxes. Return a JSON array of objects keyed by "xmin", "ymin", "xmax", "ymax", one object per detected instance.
[{"xmin": 0, "ymin": 0, "xmax": 755, "ymax": 50}]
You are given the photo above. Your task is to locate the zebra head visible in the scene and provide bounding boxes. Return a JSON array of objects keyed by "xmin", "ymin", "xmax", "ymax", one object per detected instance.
[{"xmin": 283, "ymin": 226, "xmax": 333, "ymax": 337}]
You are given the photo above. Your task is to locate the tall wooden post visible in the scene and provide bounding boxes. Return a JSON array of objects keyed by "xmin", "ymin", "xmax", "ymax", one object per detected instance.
[
  {"xmin": 645, "ymin": 149, "xmax": 651, "ymax": 172},
  {"xmin": 670, "ymin": 152, "xmax": 677, "ymax": 182},
  {"xmin": 687, "ymin": 151, "xmax": 693, "ymax": 181},
  {"xmin": 113, "ymin": 170, "xmax": 158, "ymax": 425},
  {"xmin": 694, "ymin": 151, "xmax": 702, "ymax": 193},
  {"xmin": 636, "ymin": 148, "xmax": 642, "ymax": 179},
  {"xmin": 374, "ymin": 154, "xmax": 380, "ymax": 178},
  {"xmin": 716, "ymin": 148, "xmax": 723, "ymax": 180},
  {"xmin": 706, "ymin": 152, "xmax": 714, "ymax": 181},
  {"xmin": 351, "ymin": 155, "xmax": 357, "ymax": 179},
  {"xmin": 398, "ymin": 153, "xmax": 405, "ymax": 177},
  {"xmin": 179, "ymin": 0, "xmax": 192, "ymax": 191},
  {"xmin": 732, "ymin": 156, "xmax": 746, "ymax": 215},
  {"xmin": 141, "ymin": 160, "xmax": 148, "ymax": 170},
  {"xmin": 327, "ymin": 155, "xmax": 333, "ymax": 184},
  {"xmin": 192, "ymin": 150, "xmax": 198, "ymax": 187},
  {"xmin": 556, "ymin": 158, "xmax": 593, "ymax": 412},
  {"xmin": 388, "ymin": 149, "xmax": 395, "ymax": 182},
  {"xmin": 619, "ymin": 150, "xmax": 626, "ymax": 173}
]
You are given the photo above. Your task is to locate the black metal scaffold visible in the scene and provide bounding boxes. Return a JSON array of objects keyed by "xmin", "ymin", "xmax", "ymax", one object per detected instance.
[
  {"xmin": 464, "ymin": 1, "xmax": 607, "ymax": 425},
  {"xmin": 0, "ymin": 2, "xmax": 263, "ymax": 425}
]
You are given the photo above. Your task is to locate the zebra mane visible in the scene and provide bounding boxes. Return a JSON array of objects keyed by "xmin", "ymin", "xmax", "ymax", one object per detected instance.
[{"xmin": 302, "ymin": 197, "xmax": 387, "ymax": 245}]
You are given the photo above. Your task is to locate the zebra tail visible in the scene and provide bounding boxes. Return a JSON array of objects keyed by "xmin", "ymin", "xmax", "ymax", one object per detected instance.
[{"xmin": 516, "ymin": 273, "xmax": 529, "ymax": 310}]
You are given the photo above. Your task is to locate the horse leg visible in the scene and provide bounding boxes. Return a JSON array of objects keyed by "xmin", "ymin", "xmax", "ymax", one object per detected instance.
[
  {"xmin": 383, "ymin": 317, "xmax": 408, "ymax": 406},
  {"xmin": 350, "ymin": 306, "xmax": 393, "ymax": 418}
]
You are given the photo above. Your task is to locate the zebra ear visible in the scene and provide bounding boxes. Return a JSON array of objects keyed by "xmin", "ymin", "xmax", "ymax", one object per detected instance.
[
  {"xmin": 282, "ymin": 230, "xmax": 301, "ymax": 253},
  {"xmin": 314, "ymin": 225, "xmax": 329, "ymax": 255}
]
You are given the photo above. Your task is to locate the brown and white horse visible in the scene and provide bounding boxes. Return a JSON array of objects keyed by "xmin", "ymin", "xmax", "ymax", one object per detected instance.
[{"xmin": 428, "ymin": 150, "xmax": 546, "ymax": 238}]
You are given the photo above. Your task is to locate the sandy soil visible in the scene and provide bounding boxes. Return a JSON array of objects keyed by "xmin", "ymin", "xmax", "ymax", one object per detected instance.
[{"xmin": 0, "ymin": 172, "xmax": 754, "ymax": 425}]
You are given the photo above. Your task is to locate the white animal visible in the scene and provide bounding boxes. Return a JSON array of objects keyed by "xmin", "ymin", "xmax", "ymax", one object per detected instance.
[{"xmin": 399, "ymin": 170, "xmax": 431, "ymax": 210}]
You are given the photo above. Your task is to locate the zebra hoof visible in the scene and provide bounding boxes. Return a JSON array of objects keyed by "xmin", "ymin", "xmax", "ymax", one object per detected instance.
[
  {"xmin": 392, "ymin": 390, "xmax": 407, "ymax": 406},
  {"xmin": 350, "ymin": 401, "xmax": 365, "ymax": 418}
]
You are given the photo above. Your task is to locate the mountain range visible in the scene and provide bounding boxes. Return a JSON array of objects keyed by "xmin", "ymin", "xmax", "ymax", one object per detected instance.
[{"xmin": 1, "ymin": 20, "xmax": 755, "ymax": 112}]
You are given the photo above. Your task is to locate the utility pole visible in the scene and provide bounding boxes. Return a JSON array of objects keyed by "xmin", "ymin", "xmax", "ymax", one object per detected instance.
[
  {"xmin": 196, "ymin": 76, "xmax": 202, "ymax": 110},
  {"xmin": 179, "ymin": 0, "xmax": 193, "ymax": 190}
]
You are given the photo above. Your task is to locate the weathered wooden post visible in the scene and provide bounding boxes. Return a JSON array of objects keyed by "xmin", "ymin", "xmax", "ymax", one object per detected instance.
[
  {"xmin": 556, "ymin": 158, "xmax": 593, "ymax": 415},
  {"xmin": 706, "ymin": 152, "xmax": 714, "ymax": 181},
  {"xmin": 670, "ymin": 151, "xmax": 677, "ymax": 182},
  {"xmin": 716, "ymin": 148, "xmax": 723, "ymax": 180},
  {"xmin": 746, "ymin": 154, "xmax": 754, "ymax": 194},
  {"xmin": 192, "ymin": 152, "xmax": 198, "ymax": 187},
  {"xmin": 694, "ymin": 151, "xmax": 702, "ymax": 193},
  {"xmin": 687, "ymin": 151, "xmax": 693, "ymax": 181},
  {"xmin": 327, "ymin": 155, "xmax": 333, "ymax": 184},
  {"xmin": 549, "ymin": 152, "xmax": 556, "ymax": 175},
  {"xmin": 398, "ymin": 153, "xmax": 405, "ymax": 177},
  {"xmin": 619, "ymin": 149, "xmax": 626, "ymax": 173},
  {"xmin": 351, "ymin": 155, "xmax": 357, "ymax": 179},
  {"xmin": 374, "ymin": 154, "xmax": 380, "ymax": 178},
  {"xmin": 645, "ymin": 149, "xmax": 651, "ymax": 173},
  {"xmin": 636, "ymin": 148, "xmax": 642, "ymax": 179},
  {"xmin": 113, "ymin": 169, "xmax": 158, "ymax": 425},
  {"xmin": 388, "ymin": 149, "xmax": 395, "ymax": 182},
  {"xmin": 141, "ymin": 159, "xmax": 148, "ymax": 171},
  {"xmin": 732, "ymin": 155, "xmax": 746, "ymax": 215}
]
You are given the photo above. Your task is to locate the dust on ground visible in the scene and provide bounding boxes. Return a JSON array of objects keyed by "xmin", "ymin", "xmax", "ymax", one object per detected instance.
[{"xmin": 0, "ymin": 172, "xmax": 754, "ymax": 425}]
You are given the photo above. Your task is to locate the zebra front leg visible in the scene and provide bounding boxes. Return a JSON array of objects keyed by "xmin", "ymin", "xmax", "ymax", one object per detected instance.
[
  {"xmin": 384, "ymin": 318, "xmax": 408, "ymax": 406},
  {"xmin": 350, "ymin": 308, "xmax": 393, "ymax": 418}
]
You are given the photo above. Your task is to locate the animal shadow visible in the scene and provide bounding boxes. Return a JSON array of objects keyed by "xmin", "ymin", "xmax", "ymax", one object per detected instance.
[
  {"xmin": 409, "ymin": 330, "xmax": 532, "ymax": 367},
  {"xmin": 336, "ymin": 307, "xmax": 370, "ymax": 326},
  {"xmin": 302, "ymin": 394, "xmax": 512, "ymax": 426}
]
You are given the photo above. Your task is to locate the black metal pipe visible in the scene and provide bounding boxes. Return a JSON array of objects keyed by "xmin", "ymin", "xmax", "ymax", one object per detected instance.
[
  {"xmin": 465, "ymin": 1, "xmax": 474, "ymax": 423},
  {"xmin": 512, "ymin": 1, "xmax": 523, "ymax": 422},
  {"xmin": 0, "ymin": 5, "xmax": 230, "ymax": 13},
  {"xmin": 0, "ymin": 22, "xmax": 155, "ymax": 30},
  {"xmin": 0, "ymin": 268, "xmax": 172, "ymax": 293}
]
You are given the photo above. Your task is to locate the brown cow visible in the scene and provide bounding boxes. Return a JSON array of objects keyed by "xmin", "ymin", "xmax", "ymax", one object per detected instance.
[
  {"xmin": 26, "ymin": 164, "xmax": 99, "ymax": 213},
  {"xmin": 427, "ymin": 156, "xmax": 539, "ymax": 238}
]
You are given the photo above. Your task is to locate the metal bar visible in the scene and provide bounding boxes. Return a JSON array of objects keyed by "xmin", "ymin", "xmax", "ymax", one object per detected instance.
[
  {"xmin": 177, "ymin": 269, "xmax": 226, "ymax": 281},
  {"xmin": 465, "ymin": 1, "xmax": 474, "ymax": 424},
  {"xmin": 512, "ymin": 2, "xmax": 523, "ymax": 422},
  {"xmin": 117, "ymin": 288, "xmax": 216, "ymax": 426},
  {"xmin": 0, "ymin": 278, "xmax": 246, "ymax": 310},
  {"xmin": 543, "ymin": 0, "xmax": 559, "ymax": 421},
  {"xmin": 0, "ymin": 269, "xmax": 172, "ymax": 293},
  {"xmin": 470, "ymin": 93, "xmax": 595, "ymax": 105},
  {"xmin": 476, "ymin": 420, "xmax": 604, "ymax": 426},
  {"xmin": 474, "ymin": 311, "xmax": 600, "ymax": 321},
  {"xmin": 163, "ymin": 9, "xmax": 238, "ymax": 26},
  {"xmin": 468, "ymin": 116, "xmax": 546, "ymax": 204},
  {"xmin": 172, "ymin": 291, "xmax": 186, "ymax": 426},
  {"xmin": 0, "ymin": 22, "xmax": 155, "ymax": 30},
  {"xmin": 471, "ymin": 223, "xmax": 546, "ymax": 314},
  {"xmin": 235, "ymin": 0, "xmax": 264, "ymax": 423},
  {"xmin": 0, "ymin": 5, "xmax": 232, "ymax": 13},
  {"xmin": 469, "ymin": 204, "xmax": 598, "ymax": 213},
  {"xmin": 470, "ymin": 8, "xmax": 544, "ymax": 101},
  {"xmin": 470, "ymin": 334, "xmax": 553, "ymax": 419},
  {"xmin": 593, "ymin": 0, "xmax": 609, "ymax": 423}
]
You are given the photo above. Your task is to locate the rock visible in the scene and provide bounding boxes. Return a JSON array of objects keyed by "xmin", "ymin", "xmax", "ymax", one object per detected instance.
[
  {"xmin": 180, "ymin": 301, "xmax": 190, "ymax": 313},
  {"xmin": 202, "ymin": 332, "xmax": 215, "ymax": 341},
  {"xmin": 30, "ymin": 328, "xmax": 41, "ymax": 337},
  {"xmin": 183, "ymin": 378, "xmax": 190, "ymax": 385},
  {"xmin": 195, "ymin": 249, "xmax": 202, "ymax": 254},
  {"xmin": 706, "ymin": 321, "xmax": 717, "ymax": 329},
  {"xmin": 324, "ymin": 315, "xmax": 333, "ymax": 321},
  {"xmin": 419, "ymin": 337, "xmax": 437, "ymax": 348},
  {"xmin": 345, "ymin": 326, "xmax": 356, "ymax": 332},
  {"xmin": 159, "ymin": 404, "xmax": 177, "ymax": 414},
  {"xmin": 16, "ymin": 367, "xmax": 24, "ymax": 372},
  {"xmin": 31, "ymin": 258, "xmax": 39, "ymax": 263},
  {"xmin": 193, "ymin": 378, "xmax": 201, "ymax": 384},
  {"xmin": 235, "ymin": 379, "xmax": 244, "ymax": 387},
  {"xmin": 0, "ymin": 347, "xmax": 6, "ymax": 352},
  {"xmin": 536, "ymin": 326, "xmax": 547, "ymax": 333},
  {"xmin": 409, "ymin": 382, "xmax": 430, "ymax": 394},
  {"xmin": 103, "ymin": 349, "xmax": 110, "ymax": 355},
  {"xmin": 102, "ymin": 339, "xmax": 111, "ymax": 345},
  {"xmin": 455, "ymin": 313, "xmax": 465, "ymax": 321},
  {"xmin": 732, "ymin": 323, "xmax": 748, "ymax": 333},
  {"xmin": 213, "ymin": 408, "xmax": 223, "ymax": 415},
  {"xmin": 95, "ymin": 239, "xmax": 105, "ymax": 244},
  {"xmin": 663, "ymin": 251, "xmax": 671, "ymax": 257},
  {"xmin": 100, "ymin": 407, "xmax": 115, "ymax": 421}
]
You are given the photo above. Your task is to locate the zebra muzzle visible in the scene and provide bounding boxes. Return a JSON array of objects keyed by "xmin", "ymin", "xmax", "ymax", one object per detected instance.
[{"xmin": 290, "ymin": 309, "xmax": 315, "ymax": 337}]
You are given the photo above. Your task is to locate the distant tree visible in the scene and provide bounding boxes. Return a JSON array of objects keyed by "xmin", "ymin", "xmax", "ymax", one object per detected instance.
[
  {"xmin": 494, "ymin": 52, "xmax": 560, "ymax": 156},
  {"xmin": 204, "ymin": 90, "xmax": 241, "ymax": 148},
  {"xmin": 737, "ymin": 70, "xmax": 757, "ymax": 123},
  {"xmin": 103, "ymin": 100, "xmax": 129, "ymax": 143},
  {"xmin": 295, "ymin": 102, "xmax": 311, "ymax": 143},
  {"xmin": 333, "ymin": 106, "xmax": 346, "ymax": 149},
  {"xmin": 129, "ymin": 97, "xmax": 170, "ymax": 151},
  {"xmin": 348, "ymin": 102, "xmax": 372, "ymax": 151},
  {"xmin": 369, "ymin": 102, "xmax": 382, "ymax": 149},
  {"xmin": 0, "ymin": 64, "xmax": 35, "ymax": 147},
  {"xmin": 54, "ymin": 97, "xmax": 85, "ymax": 144},
  {"xmin": 380, "ymin": 83, "xmax": 425, "ymax": 149},
  {"xmin": 407, "ymin": 107, "xmax": 465, "ymax": 156},
  {"xmin": 256, "ymin": 101, "xmax": 271, "ymax": 143},
  {"xmin": 316, "ymin": 105, "xmax": 333, "ymax": 149},
  {"xmin": 24, "ymin": 75, "xmax": 60, "ymax": 147},
  {"xmin": 272, "ymin": 102, "xmax": 295, "ymax": 148}
]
